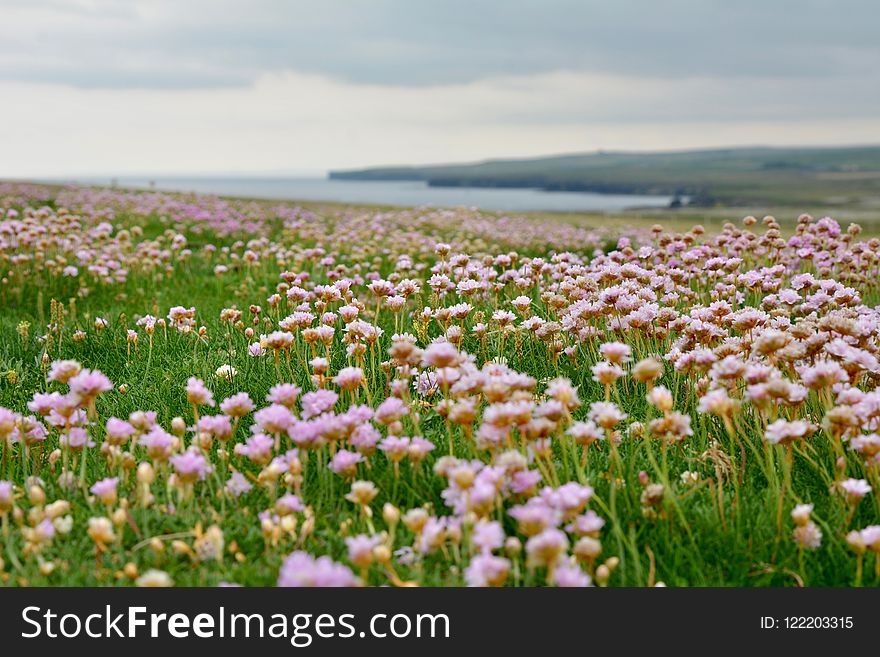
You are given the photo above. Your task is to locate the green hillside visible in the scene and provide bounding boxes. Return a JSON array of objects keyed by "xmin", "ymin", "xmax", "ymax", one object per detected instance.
[{"xmin": 330, "ymin": 146, "xmax": 880, "ymax": 207}]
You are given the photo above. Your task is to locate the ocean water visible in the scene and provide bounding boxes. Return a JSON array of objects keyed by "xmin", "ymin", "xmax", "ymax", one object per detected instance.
[{"xmin": 71, "ymin": 176, "xmax": 676, "ymax": 213}]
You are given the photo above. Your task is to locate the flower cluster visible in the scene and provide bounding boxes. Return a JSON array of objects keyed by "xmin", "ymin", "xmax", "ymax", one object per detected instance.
[{"xmin": 0, "ymin": 186, "xmax": 878, "ymax": 587}]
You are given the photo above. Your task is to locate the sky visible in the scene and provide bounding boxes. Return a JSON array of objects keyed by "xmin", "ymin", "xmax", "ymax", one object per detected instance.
[{"xmin": 1, "ymin": 0, "xmax": 878, "ymax": 177}]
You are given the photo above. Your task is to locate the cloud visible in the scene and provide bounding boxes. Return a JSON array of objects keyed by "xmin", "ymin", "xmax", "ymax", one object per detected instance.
[
  {"xmin": 1, "ymin": 1, "xmax": 877, "ymax": 175},
  {"xmin": 2, "ymin": 69, "xmax": 878, "ymax": 177},
  {"xmin": 1, "ymin": 0, "xmax": 879, "ymax": 89}
]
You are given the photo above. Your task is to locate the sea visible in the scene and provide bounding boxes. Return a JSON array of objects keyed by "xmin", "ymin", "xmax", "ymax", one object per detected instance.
[{"xmin": 57, "ymin": 176, "xmax": 678, "ymax": 214}]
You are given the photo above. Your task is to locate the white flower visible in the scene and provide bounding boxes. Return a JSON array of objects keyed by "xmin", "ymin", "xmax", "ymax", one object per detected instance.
[
  {"xmin": 136, "ymin": 569, "xmax": 174, "ymax": 587},
  {"xmin": 53, "ymin": 515, "xmax": 74, "ymax": 535},
  {"xmin": 215, "ymin": 364, "xmax": 238, "ymax": 381}
]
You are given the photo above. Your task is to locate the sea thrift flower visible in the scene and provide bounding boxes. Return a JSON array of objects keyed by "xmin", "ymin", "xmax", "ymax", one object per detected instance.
[
  {"xmin": 90, "ymin": 477, "xmax": 119, "ymax": 506},
  {"xmin": 764, "ymin": 420, "xmax": 816, "ymax": 446},
  {"xmin": 171, "ymin": 448, "xmax": 212, "ymax": 483},
  {"xmin": 105, "ymin": 417, "xmax": 136, "ymax": 445},
  {"xmin": 525, "ymin": 528, "xmax": 569, "ymax": 568},
  {"xmin": 330, "ymin": 450, "xmax": 364, "ymax": 478},
  {"xmin": 226, "ymin": 472, "xmax": 253, "ymax": 497},
  {"xmin": 47, "ymin": 360, "xmax": 82, "ymax": 384},
  {"xmin": 136, "ymin": 570, "xmax": 174, "ymax": 587},
  {"xmin": 333, "ymin": 366, "xmax": 365, "ymax": 391},
  {"xmin": 0, "ymin": 480, "xmax": 13, "ymax": 513},
  {"xmin": 345, "ymin": 534, "xmax": 381, "ymax": 569},
  {"xmin": 68, "ymin": 369, "xmax": 112, "ymax": 407},
  {"xmin": 215, "ymin": 364, "xmax": 238, "ymax": 381},
  {"xmin": 267, "ymin": 383, "xmax": 302, "ymax": 409},
  {"xmin": 465, "ymin": 553, "xmax": 511, "ymax": 587},
  {"xmin": 277, "ymin": 551, "xmax": 359, "ymax": 587},
  {"xmin": 220, "ymin": 392, "xmax": 255, "ymax": 418},
  {"xmin": 186, "ymin": 377, "xmax": 215, "ymax": 407},
  {"xmin": 838, "ymin": 478, "xmax": 872, "ymax": 503},
  {"xmin": 553, "ymin": 562, "xmax": 592, "ymax": 587},
  {"xmin": 301, "ymin": 390, "xmax": 339, "ymax": 419}
]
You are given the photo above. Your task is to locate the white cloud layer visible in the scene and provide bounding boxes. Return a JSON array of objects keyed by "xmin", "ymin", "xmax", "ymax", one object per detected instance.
[
  {"xmin": 1, "ymin": 1, "xmax": 878, "ymax": 175},
  {"xmin": 2, "ymin": 70, "xmax": 879, "ymax": 177}
]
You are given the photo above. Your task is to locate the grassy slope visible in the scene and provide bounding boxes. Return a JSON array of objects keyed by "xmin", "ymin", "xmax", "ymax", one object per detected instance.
[
  {"xmin": 330, "ymin": 145, "xmax": 880, "ymax": 208},
  {"xmin": 0, "ymin": 200, "xmax": 877, "ymax": 587}
]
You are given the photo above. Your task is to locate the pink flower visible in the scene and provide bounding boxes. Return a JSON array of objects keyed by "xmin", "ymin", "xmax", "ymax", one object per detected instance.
[
  {"xmin": 47, "ymin": 360, "xmax": 82, "ymax": 384},
  {"xmin": 220, "ymin": 392, "xmax": 255, "ymax": 417},
  {"xmin": 68, "ymin": 369, "xmax": 112, "ymax": 406},
  {"xmin": 553, "ymin": 562, "xmax": 592, "ymax": 587},
  {"xmin": 375, "ymin": 397, "xmax": 409, "ymax": 424},
  {"xmin": 90, "ymin": 477, "xmax": 119, "ymax": 504},
  {"xmin": 301, "ymin": 390, "xmax": 338, "ymax": 419},
  {"xmin": 379, "ymin": 435, "xmax": 410, "ymax": 462},
  {"xmin": 254, "ymin": 404, "xmax": 294, "ymax": 434},
  {"xmin": 471, "ymin": 520, "xmax": 505, "ymax": 553},
  {"xmin": 171, "ymin": 448, "xmax": 211, "ymax": 483},
  {"xmin": 465, "ymin": 553, "xmax": 510, "ymax": 587},
  {"xmin": 225, "ymin": 472, "xmax": 253, "ymax": 497},
  {"xmin": 138, "ymin": 426, "xmax": 175, "ymax": 461},
  {"xmin": 277, "ymin": 551, "xmax": 358, "ymax": 587},
  {"xmin": 105, "ymin": 417, "xmax": 136, "ymax": 444},
  {"xmin": 234, "ymin": 433, "xmax": 275, "ymax": 464},
  {"xmin": 764, "ymin": 419, "xmax": 815, "ymax": 446},
  {"xmin": 332, "ymin": 366, "xmax": 365, "ymax": 391},
  {"xmin": 267, "ymin": 383, "xmax": 302, "ymax": 409},
  {"xmin": 330, "ymin": 450, "xmax": 364, "ymax": 477},
  {"xmin": 186, "ymin": 377, "xmax": 214, "ymax": 407}
]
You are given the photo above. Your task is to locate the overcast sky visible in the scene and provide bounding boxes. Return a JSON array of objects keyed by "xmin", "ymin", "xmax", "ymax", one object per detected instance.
[{"xmin": 1, "ymin": 0, "xmax": 878, "ymax": 177}]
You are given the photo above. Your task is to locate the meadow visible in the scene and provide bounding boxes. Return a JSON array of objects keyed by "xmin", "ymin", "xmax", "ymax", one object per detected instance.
[{"xmin": 0, "ymin": 181, "xmax": 878, "ymax": 587}]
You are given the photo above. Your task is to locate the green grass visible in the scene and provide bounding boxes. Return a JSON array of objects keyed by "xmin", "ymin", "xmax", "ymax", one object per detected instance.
[
  {"xmin": 0, "ymin": 194, "xmax": 878, "ymax": 588},
  {"xmin": 331, "ymin": 145, "xmax": 880, "ymax": 208}
]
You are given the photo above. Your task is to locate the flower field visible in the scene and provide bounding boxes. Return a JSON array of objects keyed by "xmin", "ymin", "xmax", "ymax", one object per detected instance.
[{"xmin": 0, "ymin": 182, "xmax": 878, "ymax": 587}]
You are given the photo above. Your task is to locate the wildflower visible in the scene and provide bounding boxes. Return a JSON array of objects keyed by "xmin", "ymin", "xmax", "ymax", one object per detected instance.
[
  {"xmin": 68, "ymin": 369, "xmax": 112, "ymax": 407},
  {"xmin": 215, "ymin": 364, "xmax": 238, "ymax": 381},
  {"xmin": 545, "ymin": 378, "xmax": 581, "ymax": 410},
  {"xmin": 407, "ymin": 437, "xmax": 435, "ymax": 463},
  {"xmin": 525, "ymin": 528, "xmax": 569, "ymax": 568},
  {"xmin": 838, "ymin": 478, "xmax": 872, "ymax": 503},
  {"xmin": 380, "ymin": 436, "xmax": 411, "ymax": 463},
  {"xmin": 226, "ymin": 472, "xmax": 253, "ymax": 497},
  {"xmin": 138, "ymin": 426, "xmax": 175, "ymax": 461},
  {"xmin": 423, "ymin": 341, "xmax": 460, "ymax": 368},
  {"xmin": 345, "ymin": 534, "xmax": 381, "ymax": 569},
  {"xmin": 599, "ymin": 342, "xmax": 632, "ymax": 365},
  {"xmin": 275, "ymin": 493, "xmax": 305, "ymax": 515},
  {"xmin": 301, "ymin": 390, "xmax": 339, "ymax": 419},
  {"xmin": 105, "ymin": 417, "xmax": 136, "ymax": 445},
  {"xmin": 87, "ymin": 517, "xmax": 116, "ymax": 548},
  {"xmin": 553, "ymin": 562, "xmax": 592, "ymax": 587},
  {"xmin": 186, "ymin": 377, "xmax": 214, "ymax": 407},
  {"xmin": 220, "ymin": 392, "xmax": 255, "ymax": 418},
  {"xmin": 471, "ymin": 520, "xmax": 505, "ymax": 553},
  {"xmin": 332, "ymin": 366, "xmax": 365, "ymax": 391},
  {"xmin": 170, "ymin": 448, "xmax": 212, "ymax": 483},
  {"xmin": 465, "ymin": 553, "xmax": 511, "ymax": 587},
  {"xmin": 254, "ymin": 404, "xmax": 294, "ymax": 434},
  {"xmin": 592, "ymin": 361, "xmax": 625, "ymax": 387},
  {"xmin": 330, "ymin": 450, "xmax": 364, "ymax": 478},
  {"xmin": 764, "ymin": 420, "xmax": 816, "ymax": 446},
  {"xmin": 632, "ymin": 357, "xmax": 663, "ymax": 385},
  {"xmin": 588, "ymin": 401, "xmax": 627, "ymax": 431},
  {"xmin": 90, "ymin": 477, "xmax": 119, "ymax": 506},
  {"xmin": 646, "ymin": 386, "xmax": 674, "ymax": 412},
  {"xmin": 267, "ymin": 383, "xmax": 302, "ymax": 408},
  {"xmin": 136, "ymin": 570, "xmax": 174, "ymax": 587},
  {"xmin": 277, "ymin": 551, "xmax": 359, "ymax": 587},
  {"xmin": 47, "ymin": 360, "xmax": 82, "ymax": 384},
  {"xmin": 0, "ymin": 480, "xmax": 13, "ymax": 513}
]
